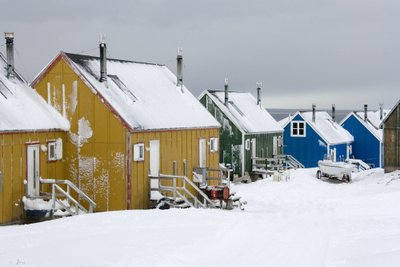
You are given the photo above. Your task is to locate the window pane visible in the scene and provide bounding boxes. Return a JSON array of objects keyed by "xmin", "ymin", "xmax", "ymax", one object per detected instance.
[
  {"xmin": 293, "ymin": 129, "xmax": 298, "ymax": 135},
  {"xmin": 299, "ymin": 129, "xmax": 304, "ymax": 135}
]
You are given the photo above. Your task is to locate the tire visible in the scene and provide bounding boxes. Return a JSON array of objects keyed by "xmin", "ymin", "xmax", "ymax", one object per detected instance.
[
  {"xmin": 344, "ymin": 174, "xmax": 351, "ymax": 183},
  {"xmin": 316, "ymin": 170, "xmax": 321, "ymax": 179}
]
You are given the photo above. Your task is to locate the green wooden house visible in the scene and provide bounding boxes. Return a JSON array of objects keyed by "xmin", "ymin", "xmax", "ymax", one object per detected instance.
[{"xmin": 199, "ymin": 82, "xmax": 283, "ymax": 177}]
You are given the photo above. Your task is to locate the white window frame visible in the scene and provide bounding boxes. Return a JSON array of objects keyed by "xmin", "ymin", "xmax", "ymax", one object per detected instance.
[
  {"xmin": 48, "ymin": 141, "xmax": 57, "ymax": 161},
  {"xmin": 47, "ymin": 139, "xmax": 62, "ymax": 161},
  {"xmin": 291, "ymin": 121, "xmax": 306, "ymax": 137},
  {"xmin": 210, "ymin": 137, "xmax": 219, "ymax": 152},
  {"xmin": 133, "ymin": 143, "xmax": 145, "ymax": 162},
  {"xmin": 245, "ymin": 139, "xmax": 251, "ymax": 150}
]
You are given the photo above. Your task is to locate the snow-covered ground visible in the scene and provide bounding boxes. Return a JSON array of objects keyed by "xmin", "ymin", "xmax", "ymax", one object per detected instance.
[{"xmin": 1, "ymin": 168, "xmax": 400, "ymax": 267}]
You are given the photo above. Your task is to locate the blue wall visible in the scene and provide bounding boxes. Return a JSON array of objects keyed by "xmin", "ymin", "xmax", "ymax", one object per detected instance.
[
  {"xmin": 283, "ymin": 114, "xmax": 350, "ymax": 168},
  {"xmin": 341, "ymin": 115, "xmax": 381, "ymax": 167}
]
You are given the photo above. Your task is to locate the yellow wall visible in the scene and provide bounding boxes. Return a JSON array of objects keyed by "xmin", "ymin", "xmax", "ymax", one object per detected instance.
[
  {"xmin": 131, "ymin": 128, "xmax": 220, "ymax": 209},
  {"xmin": 0, "ymin": 131, "xmax": 65, "ymax": 224},
  {"xmin": 34, "ymin": 58, "xmax": 127, "ymax": 212}
]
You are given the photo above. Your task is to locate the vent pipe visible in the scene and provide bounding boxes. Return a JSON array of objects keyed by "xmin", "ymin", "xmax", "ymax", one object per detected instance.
[
  {"xmin": 312, "ymin": 104, "xmax": 316, "ymax": 123},
  {"xmin": 224, "ymin": 78, "xmax": 229, "ymax": 105},
  {"xmin": 331, "ymin": 104, "xmax": 336, "ymax": 122},
  {"xmin": 176, "ymin": 48, "xmax": 183, "ymax": 87},
  {"xmin": 99, "ymin": 33, "xmax": 107, "ymax": 82},
  {"xmin": 364, "ymin": 104, "xmax": 368, "ymax": 122},
  {"xmin": 379, "ymin": 103, "xmax": 383, "ymax": 120},
  {"xmin": 4, "ymin": 32, "xmax": 15, "ymax": 78},
  {"xmin": 256, "ymin": 82, "xmax": 262, "ymax": 106}
]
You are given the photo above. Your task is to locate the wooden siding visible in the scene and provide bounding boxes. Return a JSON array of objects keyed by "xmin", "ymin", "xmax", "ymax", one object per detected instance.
[
  {"xmin": 384, "ymin": 103, "xmax": 400, "ymax": 172},
  {"xmin": 0, "ymin": 131, "xmax": 65, "ymax": 224},
  {"xmin": 130, "ymin": 128, "xmax": 220, "ymax": 209},
  {"xmin": 244, "ymin": 133, "xmax": 283, "ymax": 173},
  {"xmin": 200, "ymin": 94, "xmax": 243, "ymax": 175},
  {"xmin": 33, "ymin": 58, "xmax": 127, "ymax": 212}
]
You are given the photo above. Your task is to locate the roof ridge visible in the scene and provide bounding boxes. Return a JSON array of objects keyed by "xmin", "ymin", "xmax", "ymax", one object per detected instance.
[{"xmin": 65, "ymin": 52, "xmax": 164, "ymax": 67}]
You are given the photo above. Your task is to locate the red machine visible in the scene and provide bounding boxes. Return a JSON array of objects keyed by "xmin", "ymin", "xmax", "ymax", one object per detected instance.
[{"xmin": 205, "ymin": 186, "xmax": 230, "ymax": 201}]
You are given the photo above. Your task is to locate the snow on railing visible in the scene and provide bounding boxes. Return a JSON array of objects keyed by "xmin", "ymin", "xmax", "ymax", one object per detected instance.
[{"xmin": 40, "ymin": 178, "xmax": 96, "ymax": 215}]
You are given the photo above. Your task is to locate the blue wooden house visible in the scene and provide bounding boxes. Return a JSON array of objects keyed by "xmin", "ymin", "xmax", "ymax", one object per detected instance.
[
  {"xmin": 341, "ymin": 106, "xmax": 389, "ymax": 168},
  {"xmin": 280, "ymin": 109, "xmax": 354, "ymax": 168}
]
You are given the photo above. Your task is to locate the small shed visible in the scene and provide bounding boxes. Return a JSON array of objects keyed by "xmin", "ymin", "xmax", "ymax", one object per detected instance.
[
  {"xmin": 381, "ymin": 100, "xmax": 400, "ymax": 173},
  {"xmin": 280, "ymin": 110, "xmax": 353, "ymax": 168},
  {"xmin": 0, "ymin": 34, "xmax": 69, "ymax": 224},
  {"xmin": 199, "ymin": 84, "xmax": 283, "ymax": 177},
  {"xmin": 341, "ymin": 106, "xmax": 389, "ymax": 168},
  {"xmin": 31, "ymin": 41, "xmax": 220, "ymax": 211}
]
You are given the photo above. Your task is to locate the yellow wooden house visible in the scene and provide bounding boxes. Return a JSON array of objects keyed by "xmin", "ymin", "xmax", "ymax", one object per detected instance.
[
  {"xmin": 0, "ymin": 33, "xmax": 69, "ymax": 224},
  {"xmin": 31, "ymin": 41, "xmax": 221, "ymax": 211}
]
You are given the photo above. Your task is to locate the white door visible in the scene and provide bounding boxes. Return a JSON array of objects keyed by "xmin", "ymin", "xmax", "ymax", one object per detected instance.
[
  {"xmin": 251, "ymin": 138, "xmax": 257, "ymax": 159},
  {"xmin": 199, "ymin": 139, "xmax": 206, "ymax": 168},
  {"xmin": 27, "ymin": 144, "xmax": 40, "ymax": 197},
  {"xmin": 273, "ymin": 136, "xmax": 278, "ymax": 156},
  {"xmin": 149, "ymin": 140, "xmax": 160, "ymax": 188}
]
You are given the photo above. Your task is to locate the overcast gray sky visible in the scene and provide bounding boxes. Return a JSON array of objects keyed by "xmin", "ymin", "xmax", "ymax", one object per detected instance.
[{"xmin": 1, "ymin": 0, "xmax": 399, "ymax": 110}]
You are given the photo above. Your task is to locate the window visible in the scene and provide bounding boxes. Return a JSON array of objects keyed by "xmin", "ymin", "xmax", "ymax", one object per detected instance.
[
  {"xmin": 47, "ymin": 139, "xmax": 62, "ymax": 161},
  {"xmin": 291, "ymin": 121, "xmax": 306, "ymax": 137},
  {"xmin": 210, "ymin": 137, "xmax": 219, "ymax": 152},
  {"xmin": 133, "ymin": 143, "xmax": 145, "ymax": 161},
  {"xmin": 245, "ymin": 139, "xmax": 251, "ymax": 150}
]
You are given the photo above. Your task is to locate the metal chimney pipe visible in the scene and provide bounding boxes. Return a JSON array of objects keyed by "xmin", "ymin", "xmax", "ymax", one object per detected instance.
[
  {"xmin": 99, "ymin": 33, "xmax": 107, "ymax": 82},
  {"xmin": 224, "ymin": 78, "xmax": 229, "ymax": 105},
  {"xmin": 312, "ymin": 104, "xmax": 316, "ymax": 123},
  {"xmin": 364, "ymin": 104, "xmax": 368, "ymax": 121},
  {"xmin": 332, "ymin": 104, "xmax": 336, "ymax": 122},
  {"xmin": 256, "ymin": 82, "xmax": 262, "ymax": 106},
  {"xmin": 4, "ymin": 32, "xmax": 15, "ymax": 78},
  {"xmin": 379, "ymin": 103, "xmax": 383, "ymax": 120},
  {"xmin": 177, "ymin": 48, "xmax": 183, "ymax": 87}
]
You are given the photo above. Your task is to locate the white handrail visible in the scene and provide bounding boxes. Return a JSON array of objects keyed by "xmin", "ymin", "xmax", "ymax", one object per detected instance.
[
  {"xmin": 41, "ymin": 178, "xmax": 96, "ymax": 215},
  {"xmin": 149, "ymin": 174, "xmax": 216, "ymax": 208}
]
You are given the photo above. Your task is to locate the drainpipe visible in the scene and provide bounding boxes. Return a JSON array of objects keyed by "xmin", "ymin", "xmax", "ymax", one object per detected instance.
[
  {"xmin": 224, "ymin": 78, "xmax": 229, "ymax": 105},
  {"xmin": 312, "ymin": 104, "xmax": 316, "ymax": 123},
  {"xmin": 176, "ymin": 48, "xmax": 183, "ymax": 87},
  {"xmin": 332, "ymin": 104, "xmax": 336, "ymax": 122},
  {"xmin": 364, "ymin": 104, "xmax": 368, "ymax": 122},
  {"xmin": 4, "ymin": 32, "xmax": 15, "ymax": 78},
  {"xmin": 99, "ymin": 33, "xmax": 107, "ymax": 82},
  {"xmin": 256, "ymin": 82, "xmax": 262, "ymax": 106}
]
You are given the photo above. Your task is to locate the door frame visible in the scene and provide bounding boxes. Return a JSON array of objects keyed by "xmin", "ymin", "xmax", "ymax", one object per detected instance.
[{"xmin": 199, "ymin": 138, "xmax": 207, "ymax": 168}]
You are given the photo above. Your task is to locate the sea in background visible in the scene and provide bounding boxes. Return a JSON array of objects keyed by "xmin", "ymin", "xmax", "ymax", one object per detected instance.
[{"xmin": 267, "ymin": 108, "xmax": 353, "ymax": 122}]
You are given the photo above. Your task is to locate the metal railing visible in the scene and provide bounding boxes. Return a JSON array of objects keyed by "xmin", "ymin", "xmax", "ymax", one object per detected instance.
[
  {"xmin": 149, "ymin": 173, "xmax": 216, "ymax": 209},
  {"xmin": 252, "ymin": 154, "xmax": 304, "ymax": 173},
  {"xmin": 40, "ymin": 178, "xmax": 96, "ymax": 216}
]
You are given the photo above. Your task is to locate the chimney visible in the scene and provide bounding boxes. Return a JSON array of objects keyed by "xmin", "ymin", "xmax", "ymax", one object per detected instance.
[
  {"xmin": 176, "ymin": 48, "xmax": 183, "ymax": 87},
  {"xmin": 256, "ymin": 82, "xmax": 262, "ymax": 106},
  {"xmin": 4, "ymin": 32, "xmax": 15, "ymax": 78},
  {"xmin": 379, "ymin": 103, "xmax": 383, "ymax": 120},
  {"xmin": 224, "ymin": 78, "xmax": 229, "ymax": 105},
  {"xmin": 99, "ymin": 33, "xmax": 107, "ymax": 82},
  {"xmin": 312, "ymin": 104, "xmax": 316, "ymax": 123},
  {"xmin": 331, "ymin": 104, "xmax": 336, "ymax": 122},
  {"xmin": 364, "ymin": 104, "xmax": 368, "ymax": 122}
]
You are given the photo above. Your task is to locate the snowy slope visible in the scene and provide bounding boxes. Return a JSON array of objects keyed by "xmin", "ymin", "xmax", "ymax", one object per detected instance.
[
  {"xmin": 65, "ymin": 53, "xmax": 220, "ymax": 131},
  {"xmin": 205, "ymin": 90, "xmax": 283, "ymax": 133},
  {"xmin": 1, "ymin": 169, "xmax": 400, "ymax": 267},
  {"xmin": 0, "ymin": 53, "xmax": 69, "ymax": 132}
]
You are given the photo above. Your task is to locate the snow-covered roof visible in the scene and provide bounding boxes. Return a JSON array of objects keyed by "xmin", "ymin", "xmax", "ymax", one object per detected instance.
[
  {"xmin": 201, "ymin": 90, "xmax": 283, "ymax": 134},
  {"xmin": 341, "ymin": 110, "xmax": 390, "ymax": 141},
  {"xmin": 281, "ymin": 111, "xmax": 353, "ymax": 145},
  {"xmin": 381, "ymin": 99, "xmax": 400, "ymax": 126},
  {"xmin": 0, "ymin": 53, "xmax": 69, "ymax": 132},
  {"xmin": 62, "ymin": 53, "xmax": 220, "ymax": 131}
]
